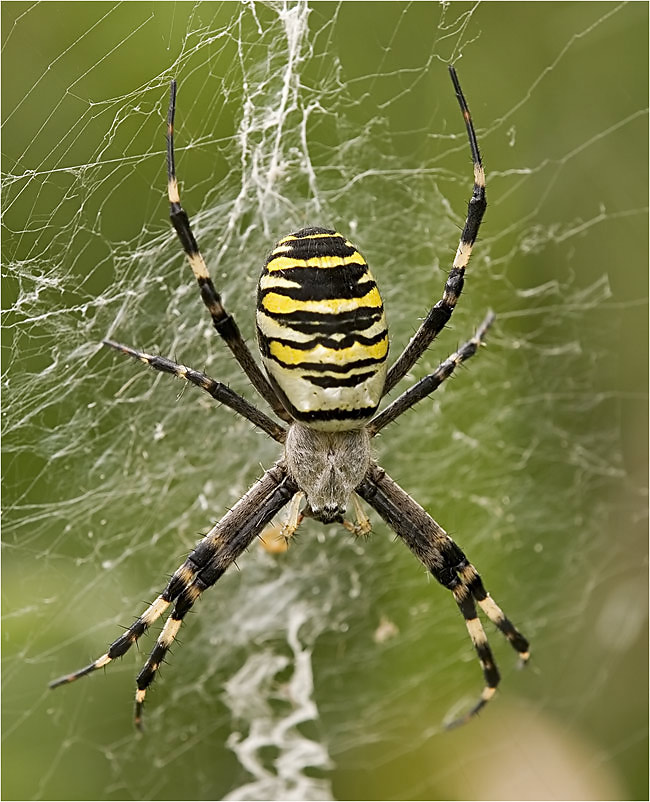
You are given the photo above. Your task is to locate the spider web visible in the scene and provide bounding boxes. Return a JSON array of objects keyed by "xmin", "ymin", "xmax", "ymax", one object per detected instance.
[{"xmin": 2, "ymin": 2, "xmax": 647, "ymax": 800}]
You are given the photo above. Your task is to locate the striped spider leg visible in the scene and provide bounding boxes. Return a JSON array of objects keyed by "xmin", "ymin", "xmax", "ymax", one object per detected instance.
[
  {"xmin": 357, "ymin": 465, "xmax": 529, "ymax": 729},
  {"xmin": 50, "ymin": 463, "xmax": 297, "ymax": 728},
  {"xmin": 368, "ymin": 310, "xmax": 495, "ymax": 435},
  {"xmin": 383, "ymin": 65, "xmax": 487, "ymax": 396},
  {"xmin": 101, "ymin": 340, "xmax": 287, "ymax": 443},
  {"xmin": 166, "ymin": 80, "xmax": 291, "ymax": 424}
]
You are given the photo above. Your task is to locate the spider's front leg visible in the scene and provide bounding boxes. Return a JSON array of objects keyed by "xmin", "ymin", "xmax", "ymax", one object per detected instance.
[
  {"xmin": 357, "ymin": 464, "xmax": 529, "ymax": 728},
  {"xmin": 50, "ymin": 463, "xmax": 298, "ymax": 728}
]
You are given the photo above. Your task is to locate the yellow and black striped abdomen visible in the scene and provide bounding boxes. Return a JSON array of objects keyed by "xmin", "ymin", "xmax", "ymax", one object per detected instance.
[{"xmin": 256, "ymin": 228, "xmax": 388, "ymax": 430}]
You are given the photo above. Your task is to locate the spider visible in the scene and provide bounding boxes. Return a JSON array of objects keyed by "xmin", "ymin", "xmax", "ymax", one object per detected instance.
[{"xmin": 50, "ymin": 66, "xmax": 529, "ymax": 730}]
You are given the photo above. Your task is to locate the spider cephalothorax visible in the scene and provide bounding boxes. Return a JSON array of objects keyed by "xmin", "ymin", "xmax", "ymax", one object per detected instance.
[
  {"xmin": 284, "ymin": 424, "xmax": 371, "ymax": 523},
  {"xmin": 50, "ymin": 67, "xmax": 529, "ymax": 730}
]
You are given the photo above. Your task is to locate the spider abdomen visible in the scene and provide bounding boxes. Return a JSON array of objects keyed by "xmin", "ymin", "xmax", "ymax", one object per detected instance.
[{"xmin": 256, "ymin": 228, "xmax": 388, "ymax": 431}]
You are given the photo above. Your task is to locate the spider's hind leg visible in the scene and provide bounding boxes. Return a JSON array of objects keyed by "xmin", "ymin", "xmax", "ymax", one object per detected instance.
[
  {"xmin": 382, "ymin": 65, "xmax": 487, "ymax": 396},
  {"xmin": 166, "ymin": 80, "xmax": 290, "ymax": 423}
]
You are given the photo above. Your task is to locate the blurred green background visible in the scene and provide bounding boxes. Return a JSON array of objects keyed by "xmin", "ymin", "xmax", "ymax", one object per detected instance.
[{"xmin": 2, "ymin": 2, "xmax": 647, "ymax": 800}]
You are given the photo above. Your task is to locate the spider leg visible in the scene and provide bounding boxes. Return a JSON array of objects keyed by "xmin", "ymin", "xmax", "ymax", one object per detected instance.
[
  {"xmin": 166, "ymin": 80, "xmax": 291, "ymax": 424},
  {"xmin": 459, "ymin": 563, "xmax": 530, "ymax": 660},
  {"xmin": 356, "ymin": 464, "xmax": 529, "ymax": 727},
  {"xmin": 50, "ymin": 463, "xmax": 298, "ymax": 728},
  {"xmin": 368, "ymin": 310, "xmax": 493, "ymax": 435},
  {"xmin": 103, "ymin": 340, "xmax": 286, "ymax": 442},
  {"xmin": 48, "ymin": 595, "xmax": 172, "ymax": 687},
  {"xmin": 383, "ymin": 65, "xmax": 486, "ymax": 396}
]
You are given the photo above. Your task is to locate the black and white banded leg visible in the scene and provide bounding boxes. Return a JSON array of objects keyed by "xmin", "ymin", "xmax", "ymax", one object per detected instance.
[
  {"xmin": 166, "ymin": 80, "xmax": 291, "ymax": 423},
  {"xmin": 384, "ymin": 65, "xmax": 487, "ymax": 396},
  {"xmin": 103, "ymin": 340, "xmax": 287, "ymax": 443},
  {"xmin": 369, "ymin": 310, "xmax": 494, "ymax": 435},
  {"xmin": 356, "ymin": 464, "xmax": 529, "ymax": 728},
  {"xmin": 50, "ymin": 464, "xmax": 298, "ymax": 728}
]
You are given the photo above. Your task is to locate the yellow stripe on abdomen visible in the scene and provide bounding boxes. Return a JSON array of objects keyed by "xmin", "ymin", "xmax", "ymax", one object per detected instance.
[
  {"xmin": 268, "ymin": 336, "xmax": 388, "ymax": 368},
  {"xmin": 266, "ymin": 253, "xmax": 367, "ymax": 272},
  {"xmin": 256, "ymin": 227, "xmax": 389, "ymax": 430},
  {"xmin": 261, "ymin": 286, "xmax": 382, "ymax": 317}
]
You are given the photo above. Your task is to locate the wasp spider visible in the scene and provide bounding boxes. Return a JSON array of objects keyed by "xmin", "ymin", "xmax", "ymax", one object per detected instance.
[{"xmin": 51, "ymin": 67, "xmax": 529, "ymax": 729}]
